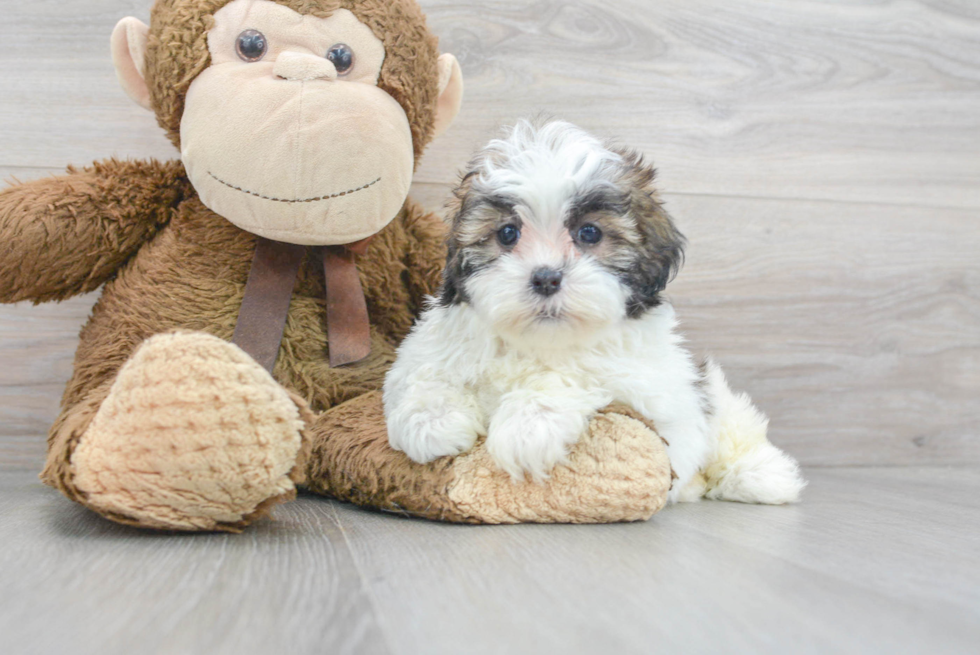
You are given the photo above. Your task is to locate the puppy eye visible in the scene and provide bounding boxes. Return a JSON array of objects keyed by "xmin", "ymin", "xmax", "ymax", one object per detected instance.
[
  {"xmin": 577, "ymin": 224, "xmax": 603, "ymax": 245},
  {"xmin": 326, "ymin": 44, "xmax": 354, "ymax": 75},
  {"xmin": 236, "ymin": 30, "xmax": 268, "ymax": 62},
  {"xmin": 497, "ymin": 224, "xmax": 521, "ymax": 247}
]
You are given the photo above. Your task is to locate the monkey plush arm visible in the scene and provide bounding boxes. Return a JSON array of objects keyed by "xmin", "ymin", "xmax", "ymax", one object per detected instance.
[{"xmin": 0, "ymin": 159, "xmax": 189, "ymax": 304}]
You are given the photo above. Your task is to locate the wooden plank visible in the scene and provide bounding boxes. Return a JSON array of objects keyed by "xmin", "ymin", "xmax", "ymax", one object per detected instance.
[
  {"xmin": 0, "ymin": 1, "xmax": 179, "ymax": 167},
  {"xmin": 3, "ymin": 467, "xmax": 977, "ymax": 655},
  {"xmin": 0, "ymin": 472, "xmax": 390, "ymax": 655},
  {"xmin": 331, "ymin": 466, "xmax": 980, "ymax": 655},
  {"xmin": 408, "ymin": 181, "xmax": 454, "ymax": 217},
  {"xmin": 0, "ymin": 295, "xmax": 96, "ymax": 386},
  {"xmin": 1, "ymin": 1, "xmax": 979, "ymax": 208},
  {"xmin": 0, "ymin": 386, "xmax": 67, "ymax": 444},
  {"xmin": 2, "ymin": 1, "xmax": 979, "ymax": 465},
  {"xmin": 0, "ymin": 167, "xmax": 65, "ymax": 184},
  {"xmin": 418, "ymin": 0, "xmax": 980, "ymax": 208},
  {"xmin": 0, "ymin": 436, "xmax": 47, "ymax": 473},
  {"xmin": 663, "ymin": 193, "xmax": 980, "ymax": 466}
]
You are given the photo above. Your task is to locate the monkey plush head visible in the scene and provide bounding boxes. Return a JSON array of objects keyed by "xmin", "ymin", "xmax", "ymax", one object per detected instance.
[{"xmin": 111, "ymin": 0, "xmax": 463, "ymax": 246}]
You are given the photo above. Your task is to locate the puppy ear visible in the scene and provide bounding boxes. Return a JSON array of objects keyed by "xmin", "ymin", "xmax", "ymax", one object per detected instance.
[
  {"xmin": 438, "ymin": 177, "xmax": 473, "ymax": 307},
  {"xmin": 617, "ymin": 150, "xmax": 686, "ymax": 316},
  {"xmin": 438, "ymin": 239, "xmax": 467, "ymax": 306},
  {"xmin": 635, "ymin": 201, "xmax": 686, "ymax": 294}
]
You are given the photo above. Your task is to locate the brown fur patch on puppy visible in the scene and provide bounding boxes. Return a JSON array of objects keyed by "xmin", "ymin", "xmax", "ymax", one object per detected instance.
[
  {"xmin": 439, "ymin": 175, "xmax": 522, "ymax": 306},
  {"xmin": 608, "ymin": 148, "xmax": 686, "ymax": 317}
]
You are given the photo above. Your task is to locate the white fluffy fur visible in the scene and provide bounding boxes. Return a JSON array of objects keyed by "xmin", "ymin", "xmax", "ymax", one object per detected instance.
[
  {"xmin": 384, "ymin": 120, "xmax": 806, "ymax": 504},
  {"xmin": 474, "ymin": 120, "xmax": 624, "ymax": 224}
]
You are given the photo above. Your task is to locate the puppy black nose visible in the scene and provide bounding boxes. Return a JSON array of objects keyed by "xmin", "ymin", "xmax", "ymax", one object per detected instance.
[{"xmin": 531, "ymin": 268, "xmax": 563, "ymax": 297}]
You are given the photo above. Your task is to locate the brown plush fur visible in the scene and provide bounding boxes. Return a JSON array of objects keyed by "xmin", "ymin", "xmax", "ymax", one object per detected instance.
[
  {"xmin": 304, "ymin": 391, "xmax": 461, "ymax": 521},
  {"xmin": 25, "ymin": 165, "xmax": 448, "ymax": 522},
  {"xmin": 0, "ymin": 160, "xmax": 190, "ymax": 304}
]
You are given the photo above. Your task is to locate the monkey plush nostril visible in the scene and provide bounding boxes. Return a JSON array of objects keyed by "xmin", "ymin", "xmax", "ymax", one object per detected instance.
[
  {"xmin": 273, "ymin": 51, "xmax": 339, "ymax": 82},
  {"xmin": 530, "ymin": 268, "xmax": 563, "ymax": 297}
]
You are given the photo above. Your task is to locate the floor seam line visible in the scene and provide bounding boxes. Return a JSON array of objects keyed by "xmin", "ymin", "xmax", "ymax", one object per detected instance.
[{"xmin": 329, "ymin": 502, "xmax": 400, "ymax": 655}]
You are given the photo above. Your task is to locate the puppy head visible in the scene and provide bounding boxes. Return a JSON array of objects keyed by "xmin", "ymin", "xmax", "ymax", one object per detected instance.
[{"xmin": 440, "ymin": 119, "xmax": 685, "ymax": 348}]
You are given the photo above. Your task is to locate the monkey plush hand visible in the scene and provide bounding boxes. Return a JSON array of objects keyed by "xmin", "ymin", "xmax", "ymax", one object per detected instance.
[{"xmin": 0, "ymin": 0, "xmax": 671, "ymax": 531}]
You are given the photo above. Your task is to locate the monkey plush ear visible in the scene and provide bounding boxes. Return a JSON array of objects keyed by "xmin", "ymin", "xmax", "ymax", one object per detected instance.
[
  {"xmin": 432, "ymin": 54, "xmax": 464, "ymax": 138},
  {"xmin": 111, "ymin": 17, "xmax": 152, "ymax": 111}
]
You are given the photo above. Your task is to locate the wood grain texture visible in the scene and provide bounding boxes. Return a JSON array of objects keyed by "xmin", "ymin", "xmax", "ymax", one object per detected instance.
[
  {"xmin": 2, "ymin": 1, "xmax": 979, "ymax": 207},
  {"xmin": 330, "ymin": 466, "xmax": 980, "ymax": 655},
  {"xmin": 421, "ymin": 0, "xmax": 980, "ymax": 209},
  {"xmin": 0, "ymin": 435, "xmax": 46, "ymax": 472},
  {"xmin": 665, "ymin": 193, "xmax": 980, "ymax": 466},
  {"xmin": 1, "ymin": 467, "xmax": 977, "ymax": 655},
  {"xmin": 0, "ymin": 471, "xmax": 390, "ymax": 655}
]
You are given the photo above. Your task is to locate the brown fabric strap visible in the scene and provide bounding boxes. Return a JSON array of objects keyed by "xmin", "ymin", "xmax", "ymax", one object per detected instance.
[
  {"xmin": 232, "ymin": 237, "xmax": 305, "ymax": 373},
  {"xmin": 233, "ymin": 238, "xmax": 372, "ymax": 371},
  {"xmin": 321, "ymin": 245, "xmax": 372, "ymax": 367}
]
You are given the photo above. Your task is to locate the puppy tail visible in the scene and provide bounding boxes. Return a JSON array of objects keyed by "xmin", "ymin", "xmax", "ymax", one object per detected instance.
[{"xmin": 696, "ymin": 358, "xmax": 807, "ymax": 504}]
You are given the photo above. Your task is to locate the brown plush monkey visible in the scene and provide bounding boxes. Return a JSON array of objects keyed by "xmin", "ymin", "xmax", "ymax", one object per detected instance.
[{"xmin": 0, "ymin": 0, "xmax": 671, "ymax": 531}]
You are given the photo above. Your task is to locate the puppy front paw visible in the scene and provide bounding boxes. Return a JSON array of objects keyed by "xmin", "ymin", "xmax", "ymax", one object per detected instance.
[
  {"xmin": 487, "ymin": 406, "xmax": 588, "ymax": 483},
  {"xmin": 386, "ymin": 401, "xmax": 484, "ymax": 464}
]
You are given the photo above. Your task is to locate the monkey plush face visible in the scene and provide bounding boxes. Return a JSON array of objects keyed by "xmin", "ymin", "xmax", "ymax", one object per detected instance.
[
  {"xmin": 112, "ymin": 0, "xmax": 463, "ymax": 246},
  {"xmin": 182, "ymin": 0, "xmax": 412, "ymax": 244}
]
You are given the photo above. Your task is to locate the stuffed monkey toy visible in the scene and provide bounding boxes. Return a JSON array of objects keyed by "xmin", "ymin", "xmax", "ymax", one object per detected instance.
[{"xmin": 0, "ymin": 0, "xmax": 672, "ymax": 531}]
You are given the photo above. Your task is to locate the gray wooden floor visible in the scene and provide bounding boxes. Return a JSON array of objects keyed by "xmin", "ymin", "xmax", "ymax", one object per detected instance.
[
  {"xmin": 2, "ymin": 463, "xmax": 979, "ymax": 655},
  {"xmin": 1, "ymin": 0, "xmax": 979, "ymax": 653}
]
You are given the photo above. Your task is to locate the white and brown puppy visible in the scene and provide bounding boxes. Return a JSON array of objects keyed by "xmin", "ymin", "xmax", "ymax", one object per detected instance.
[{"xmin": 384, "ymin": 119, "xmax": 805, "ymax": 504}]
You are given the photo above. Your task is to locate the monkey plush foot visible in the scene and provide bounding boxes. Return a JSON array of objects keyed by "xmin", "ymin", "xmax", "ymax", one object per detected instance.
[
  {"xmin": 304, "ymin": 393, "xmax": 673, "ymax": 524},
  {"xmin": 70, "ymin": 332, "xmax": 306, "ymax": 531}
]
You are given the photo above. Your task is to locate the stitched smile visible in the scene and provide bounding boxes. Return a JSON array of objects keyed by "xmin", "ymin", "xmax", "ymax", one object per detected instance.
[{"xmin": 208, "ymin": 172, "xmax": 381, "ymax": 204}]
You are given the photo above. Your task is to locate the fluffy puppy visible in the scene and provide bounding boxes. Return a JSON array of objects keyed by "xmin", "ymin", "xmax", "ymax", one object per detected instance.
[{"xmin": 384, "ymin": 119, "xmax": 805, "ymax": 504}]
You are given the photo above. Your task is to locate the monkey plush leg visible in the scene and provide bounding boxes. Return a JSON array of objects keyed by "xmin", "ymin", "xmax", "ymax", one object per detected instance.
[
  {"xmin": 43, "ymin": 332, "xmax": 308, "ymax": 532},
  {"xmin": 302, "ymin": 393, "xmax": 673, "ymax": 524}
]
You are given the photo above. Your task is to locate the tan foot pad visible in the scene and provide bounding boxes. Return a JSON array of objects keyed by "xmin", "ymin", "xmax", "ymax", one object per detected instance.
[
  {"xmin": 306, "ymin": 393, "xmax": 673, "ymax": 524},
  {"xmin": 448, "ymin": 407, "xmax": 673, "ymax": 523},
  {"xmin": 71, "ymin": 332, "xmax": 305, "ymax": 531}
]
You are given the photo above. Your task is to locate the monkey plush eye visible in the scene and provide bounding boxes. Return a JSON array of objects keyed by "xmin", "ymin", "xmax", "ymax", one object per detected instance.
[
  {"xmin": 326, "ymin": 44, "xmax": 355, "ymax": 75},
  {"xmin": 577, "ymin": 224, "xmax": 603, "ymax": 245},
  {"xmin": 497, "ymin": 224, "xmax": 521, "ymax": 247},
  {"xmin": 236, "ymin": 30, "xmax": 268, "ymax": 62}
]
